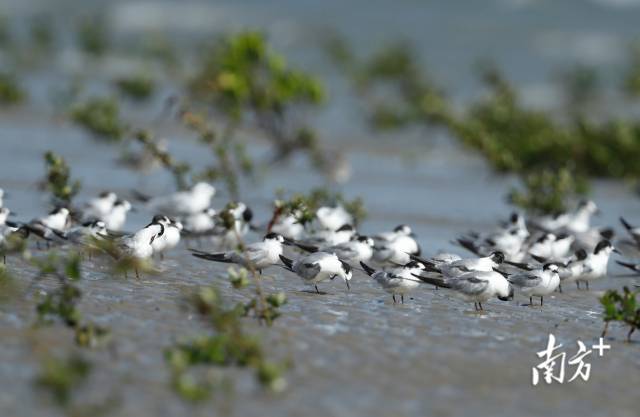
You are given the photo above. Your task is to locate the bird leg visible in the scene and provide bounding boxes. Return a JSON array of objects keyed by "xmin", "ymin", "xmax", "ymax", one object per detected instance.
[
  {"xmin": 478, "ymin": 302, "xmax": 483, "ymax": 311},
  {"xmin": 558, "ymin": 284, "xmax": 563, "ymax": 293},
  {"xmin": 576, "ymin": 281, "xmax": 580, "ymax": 290},
  {"xmin": 2, "ymin": 255, "xmax": 5, "ymax": 265},
  {"xmin": 586, "ymin": 281, "xmax": 590, "ymax": 291},
  {"xmin": 401, "ymin": 294, "xmax": 404, "ymax": 304},
  {"xmin": 474, "ymin": 302, "xmax": 478, "ymax": 311},
  {"xmin": 135, "ymin": 268, "xmax": 140, "ymax": 280},
  {"xmin": 345, "ymin": 280, "xmax": 350, "ymax": 291},
  {"xmin": 529, "ymin": 296, "xmax": 533, "ymax": 306},
  {"xmin": 540, "ymin": 296, "xmax": 544, "ymax": 306},
  {"xmin": 315, "ymin": 285, "xmax": 320, "ymax": 294},
  {"xmin": 393, "ymin": 294, "xmax": 397, "ymax": 304}
]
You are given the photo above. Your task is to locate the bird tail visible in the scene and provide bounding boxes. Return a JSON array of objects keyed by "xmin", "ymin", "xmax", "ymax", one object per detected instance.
[
  {"xmin": 360, "ymin": 261, "xmax": 376, "ymax": 276},
  {"xmin": 615, "ymin": 260, "xmax": 640, "ymax": 273},
  {"xmin": 191, "ymin": 252, "xmax": 231, "ymax": 263},
  {"xmin": 292, "ymin": 241, "xmax": 319, "ymax": 253},
  {"xmin": 412, "ymin": 274, "xmax": 450, "ymax": 289},
  {"xmin": 279, "ymin": 255, "xmax": 294, "ymax": 270}
]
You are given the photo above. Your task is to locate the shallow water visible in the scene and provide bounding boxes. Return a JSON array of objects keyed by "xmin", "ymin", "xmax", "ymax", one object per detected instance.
[{"xmin": 1, "ymin": 1, "xmax": 640, "ymax": 416}]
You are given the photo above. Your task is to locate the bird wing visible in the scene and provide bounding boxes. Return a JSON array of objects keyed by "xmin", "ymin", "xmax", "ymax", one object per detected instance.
[
  {"xmin": 451, "ymin": 277, "xmax": 489, "ymax": 295},
  {"xmin": 508, "ymin": 273, "xmax": 542, "ymax": 288}
]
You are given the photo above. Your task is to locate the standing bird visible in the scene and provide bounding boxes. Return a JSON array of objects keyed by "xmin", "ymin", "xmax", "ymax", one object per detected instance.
[
  {"xmin": 315, "ymin": 205, "xmax": 353, "ymax": 231},
  {"xmin": 133, "ymin": 182, "xmax": 216, "ymax": 216},
  {"xmin": 414, "ymin": 271, "xmax": 514, "ymax": 311},
  {"xmin": 151, "ymin": 216, "xmax": 182, "ymax": 259},
  {"xmin": 373, "ymin": 225, "xmax": 421, "ymax": 265},
  {"xmin": 576, "ymin": 240, "xmax": 618, "ymax": 290},
  {"xmin": 24, "ymin": 207, "xmax": 71, "ymax": 246},
  {"xmin": 361, "ymin": 260, "xmax": 426, "ymax": 303},
  {"xmin": 117, "ymin": 218, "xmax": 165, "ymax": 278},
  {"xmin": 103, "ymin": 200, "xmax": 132, "ymax": 231},
  {"xmin": 52, "ymin": 220, "xmax": 108, "ymax": 245},
  {"xmin": 279, "ymin": 252, "xmax": 353, "ymax": 293},
  {"xmin": 418, "ymin": 251, "xmax": 505, "ymax": 278},
  {"xmin": 502, "ymin": 264, "xmax": 560, "ymax": 306},
  {"xmin": 82, "ymin": 191, "xmax": 118, "ymax": 221},
  {"xmin": 192, "ymin": 233, "xmax": 287, "ymax": 273},
  {"xmin": 293, "ymin": 235, "xmax": 375, "ymax": 265}
]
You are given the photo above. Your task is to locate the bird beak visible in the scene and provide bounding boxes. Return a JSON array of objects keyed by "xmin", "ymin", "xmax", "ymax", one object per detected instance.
[{"xmin": 282, "ymin": 237, "xmax": 295, "ymax": 246}]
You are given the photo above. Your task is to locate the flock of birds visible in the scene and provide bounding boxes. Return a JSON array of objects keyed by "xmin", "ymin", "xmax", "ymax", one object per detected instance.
[{"xmin": 1, "ymin": 184, "xmax": 640, "ymax": 311}]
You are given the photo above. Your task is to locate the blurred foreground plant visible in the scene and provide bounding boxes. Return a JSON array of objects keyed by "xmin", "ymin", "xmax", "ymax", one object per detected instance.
[
  {"xmin": 70, "ymin": 97, "xmax": 125, "ymax": 141},
  {"xmin": 331, "ymin": 39, "xmax": 640, "ymax": 213},
  {"xmin": 600, "ymin": 287, "xmax": 640, "ymax": 342},
  {"xmin": 166, "ymin": 283, "xmax": 289, "ymax": 401},
  {"xmin": 33, "ymin": 251, "xmax": 111, "ymax": 348},
  {"xmin": 43, "ymin": 151, "xmax": 81, "ymax": 205},
  {"xmin": 114, "ymin": 73, "xmax": 155, "ymax": 101},
  {"xmin": 0, "ymin": 71, "xmax": 26, "ymax": 105},
  {"xmin": 188, "ymin": 31, "xmax": 329, "ymax": 176},
  {"xmin": 36, "ymin": 354, "xmax": 91, "ymax": 406}
]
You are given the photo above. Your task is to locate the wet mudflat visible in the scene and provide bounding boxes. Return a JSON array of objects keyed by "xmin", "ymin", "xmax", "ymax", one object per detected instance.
[{"xmin": 1, "ymin": 117, "xmax": 639, "ymax": 417}]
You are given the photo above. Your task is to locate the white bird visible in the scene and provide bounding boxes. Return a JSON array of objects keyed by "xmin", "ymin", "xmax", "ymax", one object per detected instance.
[
  {"xmin": 315, "ymin": 205, "xmax": 353, "ymax": 231},
  {"xmin": 531, "ymin": 200, "xmax": 599, "ymax": 234},
  {"xmin": 415, "ymin": 271, "xmax": 514, "ymax": 311},
  {"xmin": 373, "ymin": 225, "xmax": 421, "ymax": 265},
  {"xmin": 82, "ymin": 191, "xmax": 117, "ymax": 221},
  {"xmin": 300, "ymin": 224, "xmax": 356, "ymax": 248},
  {"xmin": 576, "ymin": 240, "xmax": 618, "ymax": 290},
  {"xmin": 134, "ymin": 182, "xmax": 216, "ymax": 216},
  {"xmin": 420, "ymin": 251, "xmax": 505, "ymax": 278},
  {"xmin": 503, "ymin": 264, "xmax": 560, "ymax": 306},
  {"xmin": 23, "ymin": 207, "xmax": 71, "ymax": 245},
  {"xmin": 293, "ymin": 235, "xmax": 374, "ymax": 264},
  {"xmin": 279, "ymin": 252, "xmax": 353, "ymax": 293},
  {"xmin": 121, "ymin": 220, "xmax": 164, "ymax": 259},
  {"xmin": 181, "ymin": 208, "xmax": 217, "ymax": 235},
  {"xmin": 53, "ymin": 220, "xmax": 109, "ymax": 245},
  {"xmin": 192, "ymin": 233, "xmax": 287, "ymax": 273},
  {"xmin": 361, "ymin": 260, "xmax": 426, "ymax": 303},
  {"xmin": 150, "ymin": 215, "xmax": 182, "ymax": 259},
  {"xmin": 374, "ymin": 224, "xmax": 414, "ymax": 244},
  {"xmin": 270, "ymin": 213, "xmax": 305, "ymax": 241},
  {"xmin": 37, "ymin": 207, "xmax": 70, "ymax": 232},
  {"xmin": 103, "ymin": 200, "xmax": 132, "ymax": 231}
]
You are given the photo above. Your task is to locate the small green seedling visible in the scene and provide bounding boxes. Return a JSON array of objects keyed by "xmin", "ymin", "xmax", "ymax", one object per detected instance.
[{"xmin": 600, "ymin": 286, "xmax": 640, "ymax": 342}]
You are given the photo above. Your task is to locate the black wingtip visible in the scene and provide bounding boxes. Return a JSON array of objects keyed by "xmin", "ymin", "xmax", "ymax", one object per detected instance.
[
  {"xmin": 530, "ymin": 254, "xmax": 547, "ymax": 264},
  {"xmin": 191, "ymin": 252, "xmax": 230, "ymax": 263},
  {"xmin": 294, "ymin": 241, "xmax": 319, "ymax": 253},
  {"xmin": 279, "ymin": 254, "xmax": 293, "ymax": 270},
  {"xmin": 456, "ymin": 238, "xmax": 481, "ymax": 256},
  {"xmin": 620, "ymin": 216, "xmax": 633, "ymax": 231},
  {"xmin": 615, "ymin": 260, "xmax": 640, "ymax": 272},
  {"xmin": 412, "ymin": 273, "xmax": 450, "ymax": 288},
  {"xmin": 359, "ymin": 261, "xmax": 376, "ymax": 276}
]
